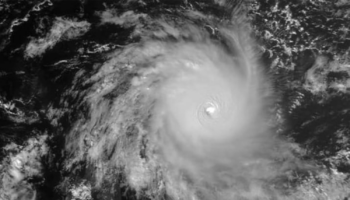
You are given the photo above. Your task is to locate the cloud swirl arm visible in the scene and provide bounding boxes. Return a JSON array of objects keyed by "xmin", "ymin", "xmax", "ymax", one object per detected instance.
[
  {"xmin": 142, "ymin": 32, "xmax": 272, "ymax": 180},
  {"xmin": 63, "ymin": 14, "xmax": 277, "ymax": 200}
]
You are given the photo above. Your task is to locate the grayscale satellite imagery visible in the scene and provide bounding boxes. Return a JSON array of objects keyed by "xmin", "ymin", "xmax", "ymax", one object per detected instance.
[{"xmin": 0, "ymin": 0, "xmax": 350, "ymax": 200}]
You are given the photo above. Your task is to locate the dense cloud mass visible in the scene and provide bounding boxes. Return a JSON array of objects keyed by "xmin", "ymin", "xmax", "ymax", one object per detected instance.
[
  {"xmin": 60, "ymin": 6, "xmax": 288, "ymax": 200},
  {"xmin": 148, "ymin": 36, "xmax": 271, "ymax": 187},
  {"xmin": 128, "ymin": 37, "xmax": 273, "ymax": 198}
]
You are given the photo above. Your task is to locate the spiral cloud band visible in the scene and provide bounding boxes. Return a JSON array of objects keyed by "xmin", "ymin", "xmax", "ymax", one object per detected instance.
[
  {"xmin": 131, "ymin": 30, "xmax": 276, "ymax": 199},
  {"xmin": 63, "ymin": 11, "xmax": 278, "ymax": 200},
  {"xmin": 147, "ymin": 36, "xmax": 270, "ymax": 174}
]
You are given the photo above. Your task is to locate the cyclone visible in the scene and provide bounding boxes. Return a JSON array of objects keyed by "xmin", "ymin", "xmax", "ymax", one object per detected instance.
[
  {"xmin": 2, "ymin": 1, "xmax": 278, "ymax": 199},
  {"xmin": 134, "ymin": 31, "xmax": 272, "ymax": 184},
  {"xmin": 60, "ymin": 13, "xmax": 276, "ymax": 200},
  {"xmin": 2, "ymin": 0, "xmax": 349, "ymax": 199}
]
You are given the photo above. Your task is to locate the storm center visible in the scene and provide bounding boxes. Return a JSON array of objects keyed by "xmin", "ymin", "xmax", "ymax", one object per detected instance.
[
  {"xmin": 203, "ymin": 102, "xmax": 219, "ymax": 118},
  {"xmin": 205, "ymin": 105, "xmax": 216, "ymax": 115}
]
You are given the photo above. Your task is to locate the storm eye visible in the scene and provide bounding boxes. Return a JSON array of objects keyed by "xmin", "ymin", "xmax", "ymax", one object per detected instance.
[
  {"xmin": 204, "ymin": 103, "xmax": 217, "ymax": 117},
  {"xmin": 198, "ymin": 100, "xmax": 221, "ymax": 127}
]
